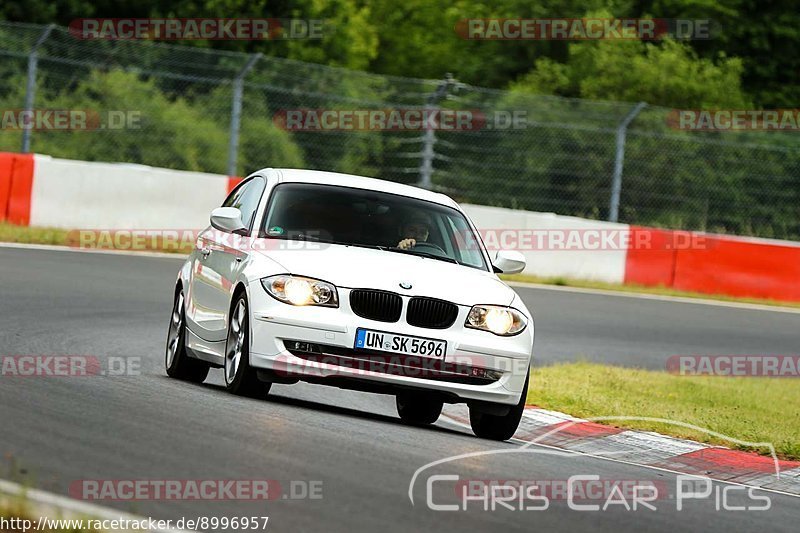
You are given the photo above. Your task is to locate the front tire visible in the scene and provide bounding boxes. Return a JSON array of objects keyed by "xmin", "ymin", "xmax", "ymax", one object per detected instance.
[
  {"xmin": 224, "ymin": 294, "xmax": 271, "ymax": 398},
  {"xmin": 396, "ymin": 393, "xmax": 443, "ymax": 426},
  {"xmin": 469, "ymin": 372, "xmax": 529, "ymax": 441},
  {"xmin": 165, "ymin": 287, "xmax": 210, "ymax": 383}
]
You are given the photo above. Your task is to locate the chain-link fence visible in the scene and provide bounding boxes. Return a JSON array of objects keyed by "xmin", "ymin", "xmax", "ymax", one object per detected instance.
[{"xmin": 1, "ymin": 22, "xmax": 798, "ymax": 240}]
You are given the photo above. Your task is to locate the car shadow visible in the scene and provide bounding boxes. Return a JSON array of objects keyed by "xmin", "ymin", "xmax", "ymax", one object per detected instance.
[{"xmin": 180, "ymin": 377, "xmax": 473, "ymax": 439}]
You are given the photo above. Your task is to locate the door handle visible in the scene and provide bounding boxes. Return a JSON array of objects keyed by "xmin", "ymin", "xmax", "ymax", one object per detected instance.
[{"xmin": 200, "ymin": 247, "xmax": 212, "ymax": 259}]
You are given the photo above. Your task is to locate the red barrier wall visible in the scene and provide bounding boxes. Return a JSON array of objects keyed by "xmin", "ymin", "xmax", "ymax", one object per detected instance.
[
  {"xmin": 624, "ymin": 226, "xmax": 677, "ymax": 287},
  {"xmin": 227, "ymin": 176, "xmax": 243, "ymax": 193},
  {"xmin": 673, "ymin": 235, "xmax": 800, "ymax": 302},
  {"xmin": 0, "ymin": 152, "xmax": 35, "ymax": 225},
  {"xmin": 624, "ymin": 226, "xmax": 800, "ymax": 303},
  {"xmin": 6, "ymin": 153, "xmax": 35, "ymax": 225},
  {"xmin": 0, "ymin": 152, "xmax": 15, "ymax": 221}
]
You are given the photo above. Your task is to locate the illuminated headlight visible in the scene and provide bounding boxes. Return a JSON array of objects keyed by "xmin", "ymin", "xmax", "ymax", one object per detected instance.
[
  {"xmin": 261, "ymin": 275, "xmax": 339, "ymax": 307},
  {"xmin": 466, "ymin": 305, "xmax": 527, "ymax": 336}
]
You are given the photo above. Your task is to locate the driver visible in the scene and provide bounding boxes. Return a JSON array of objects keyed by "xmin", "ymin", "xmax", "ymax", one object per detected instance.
[{"xmin": 397, "ymin": 212, "xmax": 432, "ymax": 250}]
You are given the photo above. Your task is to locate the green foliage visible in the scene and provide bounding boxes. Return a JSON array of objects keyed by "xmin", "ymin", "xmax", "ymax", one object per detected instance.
[
  {"xmin": 1, "ymin": 2, "xmax": 797, "ymax": 239},
  {"xmin": 1, "ymin": 0, "xmax": 793, "ymax": 107},
  {"xmin": 194, "ymin": 84, "xmax": 305, "ymax": 174},
  {"xmin": 547, "ymin": 39, "xmax": 749, "ymax": 108},
  {"xmin": 283, "ymin": 0, "xmax": 379, "ymax": 70},
  {"xmin": 0, "ymin": 70, "xmax": 305, "ymax": 175},
  {"xmin": 41, "ymin": 70, "xmax": 229, "ymax": 172}
]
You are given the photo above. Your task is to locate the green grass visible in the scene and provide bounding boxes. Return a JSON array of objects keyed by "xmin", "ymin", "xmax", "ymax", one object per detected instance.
[
  {"xmin": 0, "ymin": 222, "xmax": 69, "ymax": 246},
  {"xmin": 0, "ymin": 222, "xmax": 189, "ymax": 254},
  {"xmin": 0, "ymin": 507, "xmax": 100, "ymax": 533},
  {"xmin": 529, "ymin": 362, "xmax": 800, "ymax": 460},
  {"xmin": 502, "ymin": 273, "xmax": 800, "ymax": 309}
]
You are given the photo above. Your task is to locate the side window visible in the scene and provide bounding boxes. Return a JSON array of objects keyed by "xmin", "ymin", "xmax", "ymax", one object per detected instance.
[
  {"xmin": 222, "ymin": 177, "xmax": 266, "ymax": 232},
  {"xmin": 445, "ymin": 215, "xmax": 486, "ymax": 270}
]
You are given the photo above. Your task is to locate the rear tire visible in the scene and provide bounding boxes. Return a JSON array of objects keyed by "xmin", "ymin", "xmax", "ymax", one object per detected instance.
[
  {"xmin": 224, "ymin": 294, "xmax": 271, "ymax": 398},
  {"xmin": 165, "ymin": 287, "xmax": 210, "ymax": 383},
  {"xmin": 396, "ymin": 393, "xmax": 443, "ymax": 426},
  {"xmin": 469, "ymin": 372, "xmax": 529, "ymax": 441}
]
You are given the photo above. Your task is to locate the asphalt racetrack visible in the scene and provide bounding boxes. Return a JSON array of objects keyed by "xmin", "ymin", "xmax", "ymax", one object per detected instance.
[{"xmin": 1, "ymin": 246, "xmax": 798, "ymax": 532}]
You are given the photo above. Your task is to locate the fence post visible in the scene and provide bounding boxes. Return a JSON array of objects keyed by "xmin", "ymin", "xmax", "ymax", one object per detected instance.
[
  {"xmin": 608, "ymin": 101, "xmax": 647, "ymax": 222},
  {"xmin": 21, "ymin": 24, "xmax": 55, "ymax": 153},
  {"xmin": 226, "ymin": 53, "xmax": 262, "ymax": 177},
  {"xmin": 418, "ymin": 73, "xmax": 455, "ymax": 190}
]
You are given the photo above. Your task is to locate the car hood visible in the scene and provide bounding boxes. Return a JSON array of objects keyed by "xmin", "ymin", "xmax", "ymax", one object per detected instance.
[{"xmin": 255, "ymin": 243, "xmax": 515, "ymax": 306}]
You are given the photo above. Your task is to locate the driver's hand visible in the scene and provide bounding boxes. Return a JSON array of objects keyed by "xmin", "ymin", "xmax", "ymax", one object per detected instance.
[{"xmin": 397, "ymin": 238, "xmax": 416, "ymax": 250}]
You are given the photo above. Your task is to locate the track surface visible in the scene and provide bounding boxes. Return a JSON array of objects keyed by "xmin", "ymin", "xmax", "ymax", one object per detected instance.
[{"xmin": 1, "ymin": 246, "xmax": 798, "ymax": 532}]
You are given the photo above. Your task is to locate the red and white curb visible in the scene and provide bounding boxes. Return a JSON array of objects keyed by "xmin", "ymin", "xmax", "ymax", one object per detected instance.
[{"xmin": 441, "ymin": 405, "xmax": 800, "ymax": 496}]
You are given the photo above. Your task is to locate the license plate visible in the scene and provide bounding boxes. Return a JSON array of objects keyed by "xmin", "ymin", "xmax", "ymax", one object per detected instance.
[{"xmin": 354, "ymin": 328, "xmax": 446, "ymax": 359}]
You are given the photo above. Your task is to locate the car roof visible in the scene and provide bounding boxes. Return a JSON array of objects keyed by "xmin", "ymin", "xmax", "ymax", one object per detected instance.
[{"xmin": 260, "ymin": 168, "xmax": 459, "ymax": 209}]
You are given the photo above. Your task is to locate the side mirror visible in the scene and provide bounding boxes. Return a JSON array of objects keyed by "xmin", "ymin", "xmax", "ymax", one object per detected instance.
[
  {"xmin": 210, "ymin": 207, "xmax": 248, "ymax": 235},
  {"xmin": 492, "ymin": 250, "xmax": 526, "ymax": 275}
]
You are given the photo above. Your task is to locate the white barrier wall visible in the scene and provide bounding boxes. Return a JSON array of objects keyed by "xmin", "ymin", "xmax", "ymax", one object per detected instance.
[
  {"xmin": 21, "ymin": 154, "xmax": 628, "ymax": 282},
  {"xmin": 461, "ymin": 204, "xmax": 629, "ymax": 283},
  {"xmin": 30, "ymin": 155, "xmax": 229, "ymax": 230},
  {"xmin": 7, "ymin": 153, "xmax": 799, "ymax": 300}
]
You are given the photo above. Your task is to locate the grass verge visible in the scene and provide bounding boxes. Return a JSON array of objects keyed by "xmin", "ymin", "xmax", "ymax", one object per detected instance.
[
  {"xmin": 502, "ymin": 273, "xmax": 800, "ymax": 309},
  {"xmin": 0, "ymin": 501, "xmax": 98, "ymax": 533},
  {"xmin": 528, "ymin": 362, "xmax": 800, "ymax": 461},
  {"xmin": 0, "ymin": 222, "xmax": 189, "ymax": 254},
  {"xmin": 0, "ymin": 222, "xmax": 69, "ymax": 247}
]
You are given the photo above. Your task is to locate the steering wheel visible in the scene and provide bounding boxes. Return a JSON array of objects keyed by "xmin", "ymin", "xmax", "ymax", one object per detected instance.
[{"xmin": 412, "ymin": 241, "xmax": 447, "ymax": 255}]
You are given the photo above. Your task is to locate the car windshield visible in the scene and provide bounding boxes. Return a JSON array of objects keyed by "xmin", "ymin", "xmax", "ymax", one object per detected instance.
[{"xmin": 261, "ymin": 182, "xmax": 488, "ymax": 271}]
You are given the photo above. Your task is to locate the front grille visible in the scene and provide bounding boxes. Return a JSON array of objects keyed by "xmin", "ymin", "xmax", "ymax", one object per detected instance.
[
  {"xmin": 349, "ymin": 289, "xmax": 402, "ymax": 322},
  {"xmin": 406, "ymin": 297, "xmax": 458, "ymax": 329}
]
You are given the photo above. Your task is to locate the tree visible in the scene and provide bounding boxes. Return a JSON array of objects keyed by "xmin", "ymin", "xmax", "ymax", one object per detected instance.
[{"xmin": 513, "ymin": 39, "xmax": 750, "ymax": 108}]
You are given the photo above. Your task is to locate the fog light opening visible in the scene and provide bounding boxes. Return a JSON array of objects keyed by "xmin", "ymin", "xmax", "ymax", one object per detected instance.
[{"xmin": 288, "ymin": 341, "xmax": 321, "ymax": 354}]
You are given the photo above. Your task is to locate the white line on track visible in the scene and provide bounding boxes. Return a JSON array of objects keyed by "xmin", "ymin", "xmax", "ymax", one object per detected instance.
[
  {"xmin": 508, "ymin": 280, "xmax": 800, "ymax": 314},
  {"xmin": 0, "ymin": 241, "xmax": 184, "ymax": 259}
]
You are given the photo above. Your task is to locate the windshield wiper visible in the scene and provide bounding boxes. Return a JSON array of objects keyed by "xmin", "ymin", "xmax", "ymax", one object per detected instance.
[
  {"xmin": 275, "ymin": 235, "xmax": 458, "ymax": 263},
  {"xmin": 321, "ymin": 239, "xmax": 387, "ymax": 251},
  {"xmin": 287, "ymin": 234, "xmax": 383, "ymax": 251},
  {"xmin": 384, "ymin": 247, "xmax": 458, "ymax": 264}
]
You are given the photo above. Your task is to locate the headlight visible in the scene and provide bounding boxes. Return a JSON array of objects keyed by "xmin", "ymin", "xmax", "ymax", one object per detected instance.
[
  {"xmin": 466, "ymin": 305, "xmax": 527, "ymax": 336},
  {"xmin": 261, "ymin": 275, "xmax": 339, "ymax": 307}
]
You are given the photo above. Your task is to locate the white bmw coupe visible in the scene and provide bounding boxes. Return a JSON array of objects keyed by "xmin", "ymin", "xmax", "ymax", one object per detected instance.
[{"xmin": 166, "ymin": 169, "xmax": 534, "ymax": 440}]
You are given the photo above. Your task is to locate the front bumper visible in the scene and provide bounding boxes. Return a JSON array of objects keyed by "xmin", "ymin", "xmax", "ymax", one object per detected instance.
[{"xmin": 248, "ymin": 285, "xmax": 533, "ymax": 406}]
